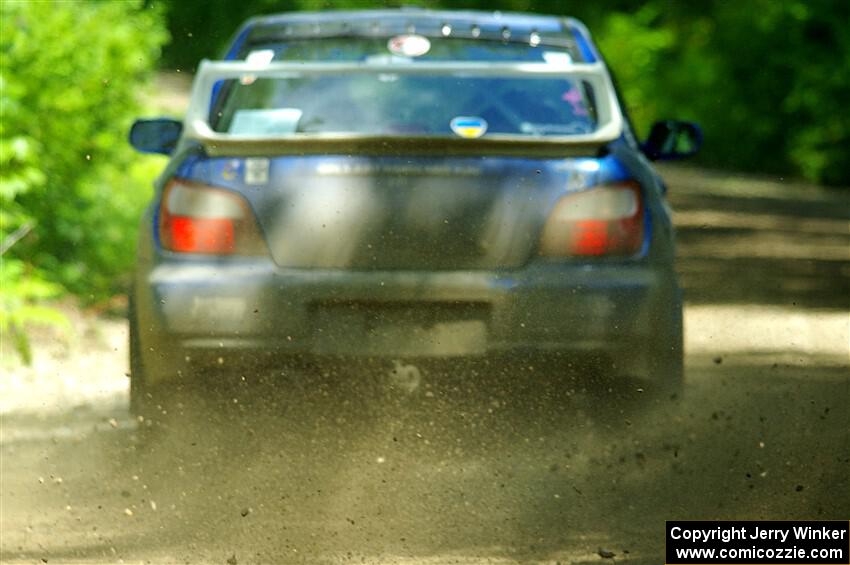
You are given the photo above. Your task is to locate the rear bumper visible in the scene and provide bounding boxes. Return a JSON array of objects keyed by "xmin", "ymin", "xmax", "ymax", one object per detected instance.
[{"xmin": 136, "ymin": 258, "xmax": 679, "ymax": 382}]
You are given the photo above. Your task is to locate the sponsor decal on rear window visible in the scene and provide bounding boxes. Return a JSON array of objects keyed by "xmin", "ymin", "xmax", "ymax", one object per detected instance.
[{"xmin": 450, "ymin": 116, "xmax": 488, "ymax": 139}]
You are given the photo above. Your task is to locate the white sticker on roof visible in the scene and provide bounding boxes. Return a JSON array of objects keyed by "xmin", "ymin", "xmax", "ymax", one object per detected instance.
[
  {"xmin": 542, "ymin": 51, "xmax": 573, "ymax": 66},
  {"xmin": 387, "ymin": 34, "xmax": 431, "ymax": 57},
  {"xmin": 228, "ymin": 108, "xmax": 303, "ymax": 136},
  {"xmin": 245, "ymin": 49, "xmax": 275, "ymax": 65}
]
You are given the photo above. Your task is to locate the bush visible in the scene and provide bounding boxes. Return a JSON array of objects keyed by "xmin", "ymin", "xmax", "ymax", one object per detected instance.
[
  {"xmin": 595, "ymin": 0, "xmax": 850, "ymax": 185},
  {"xmin": 0, "ymin": 0, "xmax": 168, "ymax": 300},
  {"xmin": 1, "ymin": 1, "xmax": 167, "ymax": 361}
]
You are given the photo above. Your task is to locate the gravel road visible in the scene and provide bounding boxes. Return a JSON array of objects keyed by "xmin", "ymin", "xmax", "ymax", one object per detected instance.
[{"xmin": 1, "ymin": 166, "xmax": 848, "ymax": 564}]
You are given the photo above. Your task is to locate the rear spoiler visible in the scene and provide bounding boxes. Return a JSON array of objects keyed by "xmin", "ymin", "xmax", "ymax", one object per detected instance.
[{"xmin": 183, "ymin": 59, "xmax": 624, "ymax": 158}]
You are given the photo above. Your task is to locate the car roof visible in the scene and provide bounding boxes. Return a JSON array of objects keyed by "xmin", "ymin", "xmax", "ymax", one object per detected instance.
[
  {"xmin": 246, "ymin": 8, "xmax": 571, "ymax": 29},
  {"xmin": 226, "ymin": 8, "xmax": 598, "ymax": 62}
]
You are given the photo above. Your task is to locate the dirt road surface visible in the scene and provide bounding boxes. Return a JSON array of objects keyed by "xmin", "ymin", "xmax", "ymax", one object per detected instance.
[{"xmin": 2, "ymin": 166, "xmax": 848, "ymax": 564}]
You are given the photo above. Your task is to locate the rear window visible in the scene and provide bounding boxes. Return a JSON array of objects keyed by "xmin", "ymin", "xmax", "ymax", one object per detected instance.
[{"xmin": 211, "ymin": 74, "xmax": 598, "ymax": 137}]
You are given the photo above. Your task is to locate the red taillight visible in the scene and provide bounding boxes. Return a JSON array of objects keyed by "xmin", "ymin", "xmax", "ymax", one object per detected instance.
[
  {"xmin": 168, "ymin": 216, "xmax": 235, "ymax": 253},
  {"xmin": 159, "ymin": 178, "xmax": 266, "ymax": 255},
  {"xmin": 539, "ymin": 181, "xmax": 644, "ymax": 257}
]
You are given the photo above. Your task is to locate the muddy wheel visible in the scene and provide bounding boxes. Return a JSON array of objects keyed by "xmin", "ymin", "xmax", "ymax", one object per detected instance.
[{"xmin": 128, "ymin": 294, "xmax": 149, "ymax": 418}]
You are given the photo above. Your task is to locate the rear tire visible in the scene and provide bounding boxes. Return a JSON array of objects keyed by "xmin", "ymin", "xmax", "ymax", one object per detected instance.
[
  {"xmin": 647, "ymin": 295, "xmax": 685, "ymax": 402},
  {"xmin": 128, "ymin": 295, "xmax": 149, "ymax": 418},
  {"xmin": 128, "ymin": 295, "xmax": 185, "ymax": 424},
  {"xmin": 583, "ymin": 298, "xmax": 684, "ymax": 426}
]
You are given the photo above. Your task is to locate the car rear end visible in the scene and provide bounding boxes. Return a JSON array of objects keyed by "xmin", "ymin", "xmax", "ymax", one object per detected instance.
[{"xmin": 131, "ymin": 10, "xmax": 682, "ymax": 404}]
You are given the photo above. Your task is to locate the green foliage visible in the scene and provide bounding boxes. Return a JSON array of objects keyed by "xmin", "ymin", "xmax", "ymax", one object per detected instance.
[
  {"xmin": 594, "ymin": 5, "xmax": 676, "ymax": 136},
  {"xmin": 0, "ymin": 258, "xmax": 69, "ymax": 365},
  {"xmin": 0, "ymin": 0, "xmax": 168, "ymax": 300},
  {"xmin": 630, "ymin": 0, "xmax": 850, "ymax": 185},
  {"xmin": 1, "ymin": 0, "xmax": 167, "ymax": 362}
]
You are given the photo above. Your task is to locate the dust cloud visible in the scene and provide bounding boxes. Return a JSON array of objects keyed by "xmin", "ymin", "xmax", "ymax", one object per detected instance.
[{"xmin": 2, "ymin": 167, "xmax": 848, "ymax": 564}]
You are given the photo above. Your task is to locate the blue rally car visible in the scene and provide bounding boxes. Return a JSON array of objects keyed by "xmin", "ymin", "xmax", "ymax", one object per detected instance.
[{"xmin": 129, "ymin": 9, "xmax": 701, "ymax": 414}]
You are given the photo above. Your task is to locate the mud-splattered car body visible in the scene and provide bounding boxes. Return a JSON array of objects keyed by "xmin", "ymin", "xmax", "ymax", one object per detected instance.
[{"xmin": 128, "ymin": 9, "xmax": 701, "ymax": 410}]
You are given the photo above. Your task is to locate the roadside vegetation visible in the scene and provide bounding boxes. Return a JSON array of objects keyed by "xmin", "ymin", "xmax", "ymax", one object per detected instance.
[
  {"xmin": 1, "ymin": 0, "xmax": 848, "ymax": 362},
  {"xmin": 0, "ymin": 1, "xmax": 166, "ymax": 359}
]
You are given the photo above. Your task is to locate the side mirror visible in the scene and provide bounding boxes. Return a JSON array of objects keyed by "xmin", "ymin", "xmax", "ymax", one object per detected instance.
[
  {"xmin": 641, "ymin": 120, "xmax": 702, "ymax": 161},
  {"xmin": 129, "ymin": 118, "xmax": 183, "ymax": 155}
]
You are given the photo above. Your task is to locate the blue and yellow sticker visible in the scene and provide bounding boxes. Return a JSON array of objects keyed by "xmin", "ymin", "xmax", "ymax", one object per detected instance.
[
  {"xmin": 450, "ymin": 116, "xmax": 488, "ymax": 139},
  {"xmin": 221, "ymin": 159, "xmax": 240, "ymax": 181}
]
